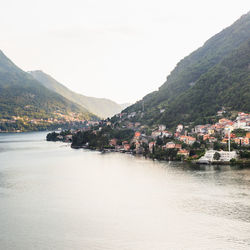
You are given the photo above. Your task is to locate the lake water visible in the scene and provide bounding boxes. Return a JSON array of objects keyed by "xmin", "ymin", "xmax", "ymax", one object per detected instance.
[{"xmin": 0, "ymin": 132, "xmax": 250, "ymax": 250}]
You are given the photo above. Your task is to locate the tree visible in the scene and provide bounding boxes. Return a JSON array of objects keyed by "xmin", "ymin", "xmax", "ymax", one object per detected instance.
[
  {"xmin": 213, "ymin": 142, "xmax": 221, "ymax": 150},
  {"xmin": 239, "ymin": 150, "xmax": 250, "ymax": 159},
  {"xmin": 233, "ymin": 129, "xmax": 246, "ymax": 137},
  {"xmin": 191, "ymin": 141, "xmax": 200, "ymax": 149},
  {"xmin": 156, "ymin": 136, "xmax": 163, "ymax": 146},
  {"xmin": 213, "ymin": 152, "xmax": 221, "ymax": 161}
]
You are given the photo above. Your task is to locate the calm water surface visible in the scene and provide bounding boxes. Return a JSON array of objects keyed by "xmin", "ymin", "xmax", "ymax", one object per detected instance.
[{"xmin": 0, "ymin": 132, "xmax": 250, "ymax": 250}]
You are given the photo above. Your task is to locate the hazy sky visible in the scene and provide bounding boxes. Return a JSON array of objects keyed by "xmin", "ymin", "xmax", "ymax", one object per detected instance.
[{"xmin": 1, "ymin": 0, "xmax": 250, "ymax": 104}]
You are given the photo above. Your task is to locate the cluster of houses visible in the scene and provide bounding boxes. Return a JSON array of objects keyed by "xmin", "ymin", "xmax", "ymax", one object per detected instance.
[
  {"xmin": 107, "ymin": 122, "xmax": 195, "ymax": 157},
  {"xmin": 45, "ymin": 107, "xmax": 250, "ymax": 164},
  {"xmin": 106, "ymin": 112, "xmax": 250, "ymax": 162},
  {"xmin": 0, "ymin": 111, "xmax": 95, "ymax": 133},
  {"xmin": 193, "ymin": 113, "xmax": 250, "ymax": 146}
]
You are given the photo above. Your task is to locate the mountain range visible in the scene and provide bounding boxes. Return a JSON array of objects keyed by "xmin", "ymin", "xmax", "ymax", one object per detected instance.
[
  {"xmin": 0, "ymin": 50, "xmax": 130, "ymax": 131},
  {"xmin": 0, "ymin": 50, "xmax": 95, "ymax": 121},
  {"xmin": 1, "ymin": 11, "xmax": 250, "ymax": 132},
  {"xmin": 28, "ymin": 70, "xmax": 130, "ymax": 119},
  {"xmin": 122, "ymin": 11, "xmax": 250, "ymax": 128}
]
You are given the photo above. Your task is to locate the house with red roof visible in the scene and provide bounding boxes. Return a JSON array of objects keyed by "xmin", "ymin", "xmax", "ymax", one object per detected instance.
[
  {"xmin": 179, "ymin": 135, "xmax": 196, "ymax": 145},
  {"xmin": 177, "ymin": 149, "xmax": 189, "ymax": 157}
]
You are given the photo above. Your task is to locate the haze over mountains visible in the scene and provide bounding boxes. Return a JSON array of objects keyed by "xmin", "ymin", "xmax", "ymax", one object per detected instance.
[
  {"xmin": 0, "ymin": 11, "xmax": 249, "ymax": 132},
  {"xmin": 28, "ymin": 70, "xmax": 130, "ymax": 119},
  {"xmin": 0, "ymin": 50, "xmax": 130, "ymax": 131},
  {"xmin": 123, "ymin": 11, "xmax": 250, "ymax": 128},
  {"xmin": 0, "ymin": 50, "xmax": 95, "ymax": 121}
]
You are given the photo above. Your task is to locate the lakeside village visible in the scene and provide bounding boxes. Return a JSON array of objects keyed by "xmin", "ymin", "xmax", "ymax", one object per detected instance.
[
  {"xmin": 0, "ymin": 111, "xmax": 96, "ymax": 132},
  {"xmin": 47, "ymin": 111, "xmax": 250, "ymax": 165}
]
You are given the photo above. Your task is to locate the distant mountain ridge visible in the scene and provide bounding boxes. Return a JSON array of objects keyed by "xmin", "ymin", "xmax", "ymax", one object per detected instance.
[
  {"xmin": 29, "ymin": 70, "xmax": 130, "ymax": 118},
  {"xmin": 0, "ymin": 50, "xmax": 97, "ymax": 131},
  {"xmin": 123, "ymin": 11, "xmax": 250, "ymax": 127}
]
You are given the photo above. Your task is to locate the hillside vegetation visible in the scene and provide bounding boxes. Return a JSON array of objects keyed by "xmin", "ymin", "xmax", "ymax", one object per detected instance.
[
  {"xmin": 123, "ymin": 11, "xmax": 250, "ymax": 127},
  {"xmin": 0, "ymin": 50, "xmax": 96, "ymax": 131}
]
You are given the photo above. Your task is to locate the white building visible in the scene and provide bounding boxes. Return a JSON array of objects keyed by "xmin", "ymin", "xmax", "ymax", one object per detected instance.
[
  {"xmin": 176, "ymin": 124, "xmax": 183, "ymax": 133},
  {"xmin": 162, "ymin": 130, "xmax": 172, "ymax": 138},
  {"xmin": 198, "ymin": 150, "xmax": 237, "ymax": 163},
  {"xmin": 151, "ymin": 130, "xmax": 162, "ymax": 138},
  {"xmin": 234, "ymin": 120, "xmax": 250, "ymax": 131},
  {"xmin": 127, "ymin": 112, "xmax": 136, "ymax": 118},
  {"xmin": 158, "ymin": 124, "xmax": 166, "ymax": 131}
]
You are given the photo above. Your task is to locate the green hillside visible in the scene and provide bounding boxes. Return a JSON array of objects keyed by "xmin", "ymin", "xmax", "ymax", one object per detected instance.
[
  {"xmin": 0, "ymin": 50, "xmax": 96, "ymax": 131},
  {"xmin": 29, "ymin": 70, "xmax": 129, "ymax": 118},
  {"xmin": 158, "ymin": 39, "xmax": 250, "ymax": 127},
  {"xmin": 123, "ymin": 11, "xmax": 250, "ymax": 128}
]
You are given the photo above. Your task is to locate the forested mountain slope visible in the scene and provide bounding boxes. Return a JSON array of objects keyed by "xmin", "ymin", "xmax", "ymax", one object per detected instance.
[
  {"xmin": 158, "ymin": 39, "xmax": 250, "ymax": 127},
  {"xmin": 123, "ymin": 11, "xmax": 250, "ymax": 127},
  {"xmin": 0, "ymin": 50, "xmax": 94, "ymax": 121}
]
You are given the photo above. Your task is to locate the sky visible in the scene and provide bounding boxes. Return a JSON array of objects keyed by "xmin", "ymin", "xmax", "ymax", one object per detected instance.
[{"xmin": 1, "ymin": 0, "xmax": 250, "ymax": 104}]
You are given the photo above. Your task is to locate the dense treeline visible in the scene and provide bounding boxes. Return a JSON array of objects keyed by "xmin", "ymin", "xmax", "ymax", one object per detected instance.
[
  {"xmin": 46, "ymin": 130, "xmax": 72, "ymax": 141},
  {"xmin": 71, "ymin": 126, "xmax": 134, "ymax": 149}
]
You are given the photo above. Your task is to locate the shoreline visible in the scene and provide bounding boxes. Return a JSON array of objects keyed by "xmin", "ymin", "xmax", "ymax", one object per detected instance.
[
  {"xmin": 70, "ymin": 144, "xmax": 250, "ymax": 167},
  {"xmin": 46, "ymin": 129, "xmax": 250, "ymax": 167}
]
